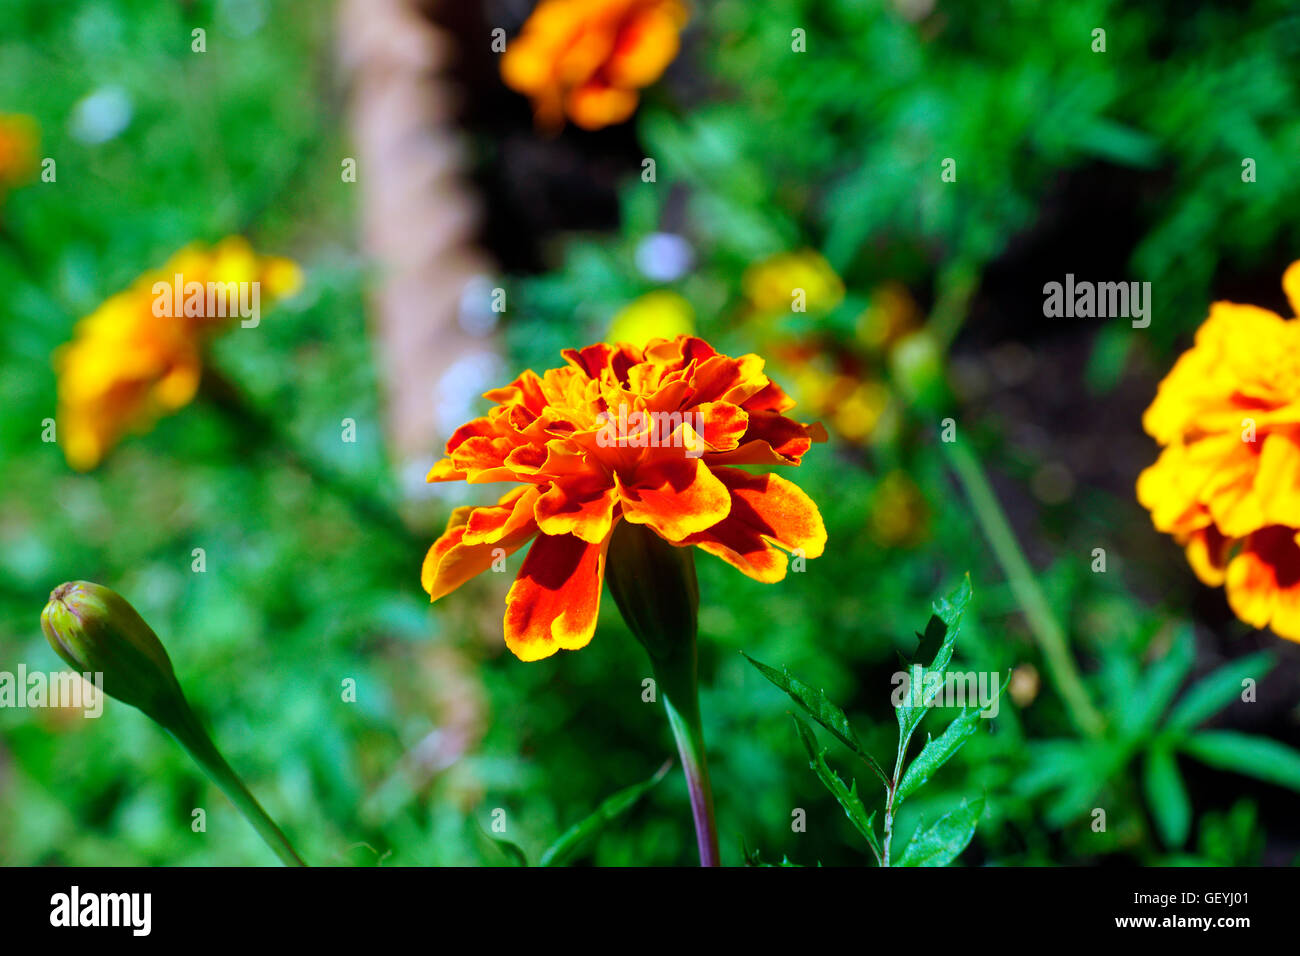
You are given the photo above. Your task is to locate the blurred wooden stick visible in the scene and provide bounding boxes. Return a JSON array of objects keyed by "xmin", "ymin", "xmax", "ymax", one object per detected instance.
[{"xmin": 337, "ymin": 0, "xmax": 501, "ymax": 504}]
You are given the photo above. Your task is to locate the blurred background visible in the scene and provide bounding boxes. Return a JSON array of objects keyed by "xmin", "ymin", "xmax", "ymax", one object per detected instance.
[{"xmin": 3, "ymin": 0, "xmax": 1300, "ymax": 866}]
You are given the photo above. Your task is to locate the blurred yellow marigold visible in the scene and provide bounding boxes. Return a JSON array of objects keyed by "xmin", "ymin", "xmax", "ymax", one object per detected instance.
[
  {"xmin": 868, "ymin": 470, "xmax": 929, "ymax": 548},
  {"xmin": 0, "ymin": 113, "xmax": 39, "ymax": 192},
  {"xmin": 743, "ymin": 250, "xmax": 845, "ymax": 314},
  {"xmin": 607, "ymin": 290, "xmax": 694, "ymax": 346},
  {"xmin": 501, "ymin": 0, "xmax": 688, "ymax": 131},
  {"xmin": 1137, "ymin": 261, "xmax": 1300, "ymax": 641},
  {"xmin": 423, "ymin": 335, "xmax": 827, "ymax": 662},
  {"xmin": 54, "ymin": 238, "xmax": 302, "ymax": 471},
  {"xmin": 857, "ymin": 281, "xmax": 921, "ymax": 351}
]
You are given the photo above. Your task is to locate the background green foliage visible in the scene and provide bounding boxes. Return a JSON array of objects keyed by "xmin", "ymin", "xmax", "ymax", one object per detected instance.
[{"xmin": 2, "ymin": 0, "xmax": 1299, "ymax": 866}]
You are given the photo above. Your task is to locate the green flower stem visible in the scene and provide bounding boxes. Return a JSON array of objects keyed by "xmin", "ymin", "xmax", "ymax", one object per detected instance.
[
  {"xmin": 651, "ymin": 645, "xmax": 721, "ymax": 868},
  {"xmin": 882, "ymin": 781, "xmax": 896, "ymax": 867},
  {"xmin": 604, "ymin": 521, "xmax": 719, "ymax": 866},
  {"xmin": 928, "ymin": 259, "xmax": 981, "ymax": 352},
  {"xmin": 941, "ymin": 438, "xmax": 1105, "ymax": 738},
  {"xmin": 164, "ymin": 699, "xmax": 307, "ymax": 867}
]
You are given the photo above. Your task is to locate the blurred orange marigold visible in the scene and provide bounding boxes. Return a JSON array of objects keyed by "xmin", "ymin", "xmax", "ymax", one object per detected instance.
[
  {"xmin": 423, "ymin": 335, "xmax": 828, "ymax": 661},
  {"xmin": 54, "ymin": 237, "xmax": 302, "ymax": 471},
  {"xmin": 501, "ymin": 0, "xmax": 688, "ymax": 131},
  {"xmin": 1137, "ymin": 261, "xmax": 1300, "ymax": 641},
  {"xmin": 0, "ymin": 113, "xmax": 39, "ymax": 193}
]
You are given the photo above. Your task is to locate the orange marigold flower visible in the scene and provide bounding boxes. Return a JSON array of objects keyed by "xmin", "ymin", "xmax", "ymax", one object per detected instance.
[
  {"xmin": 1137, "ymin": 261, "xmax": 1300, "ymax": 641},
  {"xmin": 423, "ymin": 335, "xmax": 828, "ymax": 661},
  {"xmin": 54, "ymin": 237, "xmax": 302, "ymax": 471},
  {"xmin": 501, "ymin": 0, "xmax": 688, "ymax": 131}
]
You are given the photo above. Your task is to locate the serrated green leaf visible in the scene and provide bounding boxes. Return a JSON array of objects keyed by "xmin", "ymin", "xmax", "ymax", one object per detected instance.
[
  {"xmin": 896, "ymin": 796, "xmax": 984, "ymax": 867},
  {"xmin": 1164, "ymin": 651, "xmax": 1274, "ymax": 732},
  {"xmin": 746, "ymin": 652, "xmax": 888, "ymax": 786},
  {"xmin": 896, "ymin": 575, "xmax": 973, "ymax": 745},
  {"xmin": 792, "ymin": 714, "xmax": 881, "ymax": 861},
  {"xmin": 1143, "ymin": 745, "xmax": 1191, "ymax": 848},
  {"xmin": 912, "ymin": 614, "xmax": 948, "ymax": 669},
  {"xmin": 1122, "ymin": 626, "xmax": 1196, "ymax": 738},
  {"xmin": 1180, "ymin": 731, "xmax": 1300, "ymax": 793},
  {"xmin": 539, "ymin": 761, "xmax": 670, "ymax": 867},
  {"xmin": 928, "ymin": 573, "xmax": 972, "ymax": 673},
  {"xmin": 897, "ymin": 671, "xmax": 1007, "ymax": 804},
  {"xmin": 897, "ymin": 707, "xmax": 982, "ymax": 803},
  {"xmin": 745, "ymin": 852, "xmax": 806, "ymax": 868}
]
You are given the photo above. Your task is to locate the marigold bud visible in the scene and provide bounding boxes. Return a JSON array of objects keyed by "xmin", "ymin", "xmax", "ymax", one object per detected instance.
[
  {"xmin": 605, "ymin": 521, "xmax": 699, "ymax": 664},
  {"xmin": 40, "ymin": 581, "xmax": 184, "ymax": 727},
  {"xmin": 39, "ymin": 580, "xmax": 306, "ymax": 865}
]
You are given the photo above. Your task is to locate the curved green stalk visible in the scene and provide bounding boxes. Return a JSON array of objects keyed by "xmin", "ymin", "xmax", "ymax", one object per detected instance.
[
  {"xmin": 654, "ymin": 650, "xmax": 721, "ymax": 868},
  {"xmin": 941, "ymin": 438, "xmax": 1105, "ymax": 738},
  {"xmin": 166, "ymin": 701, "xmax": 307, "ymax": 867},
  {"xmin": 605, "ymin": 520, "xmax": 720, "ymax": 866}
]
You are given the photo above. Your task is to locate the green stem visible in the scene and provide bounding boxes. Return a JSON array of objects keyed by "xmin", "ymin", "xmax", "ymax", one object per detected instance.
[
  {"xmin": 928, "ymin": 259, "xmax": 981, "ymax": 352},
  {"xmin": 164, "ymin": 699, "xmax": 307, "ymax": 866},
  {"xmin": 941, "ymin": 439, "xmax": 1105, "ymax": 737},
  {"xmin": 604, "ymin": 521, "xmax": 719, "ymax": 866},
  {"xmin": 882, "ymin": 783, "xmax": 895, "ymax": 867},
  {"xmin": 653, "ymin": 650, "xmax": 720, "ymax": 868}
]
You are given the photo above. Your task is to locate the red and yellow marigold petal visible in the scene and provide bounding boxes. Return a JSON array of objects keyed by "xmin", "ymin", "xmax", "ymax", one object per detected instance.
[
  {"xmin": 706, "ymin": 412, "xmax": 824, "ymax": 467},
  {"xmin": 1183, "ymin": 525, "xmax": 1231, "ymax": 587},
  {"xmin": 427, "ymin": 457, "xmax": 467, "ymax": 483},
  {"xmin": 616, "ymin": 455, "xmax": 731, "ymax": 541},
  {"xmin": 604, "ymin": 3, "xmax": 683, "ymax": 88},
  {"xmin": 462, "ymin": 486, "xmax": 541, "ymax": 546},
  {"xmin": 1253, "ymin": 432, "xmax": 1300, "ymax": 529},
  {"xmin": 534, "ymin": 473, "xmax": 619, "ymax": 543},
  {"xmin": 503, "ymin": 532, "xmax": 608, "ymax": 661},
  {"xmin": 683, "ymin": 467, "xmax": 827, "ymax": 581},
  {"xmin": 567, "ymin": 82, "xmax": 640, "ymax": 130},
  {"xmin": 691, "ymin": 401, "xmax": 749, "ymax": 452},
  {"xmin": 1225, "ymin": 527, "xmax": 1300, "ymax": 641},
  {"xmin": 1137, "ymin": 442, "xmax": 1219, "ymax": 537},
  {"xmin": 421, "ymin": 506, "xmax": 538, "ymax": 603}
]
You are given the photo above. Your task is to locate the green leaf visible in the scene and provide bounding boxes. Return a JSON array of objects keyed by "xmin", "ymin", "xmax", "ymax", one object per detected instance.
[
  {"xmin": 896, "ymin": 706, "xmax": 982, "ymax": 803},
  {"xmin": 896, "ymin": 575, "xmax": 973, "ymax": 745},
  {"xmin": 1180, "ymin": 731, "xmax": 1300, "ymax": 793},
  {"xmin": 745, "ymin": 652, "xmax": 888, "ymax": 786},
  {"xmin": 897, "ymin": 671, "xmax": 1006, "ymax": 804},
  {"xmin": 539, "ymin": 760, "xmax": 671, "ymax": 867},
  {"xmin": 1122, "ymin": 626, "xmax": 1196, "ymax": 738},
  {"xmin": 792, "ymin": 714, "xmax": 882, "ymax": 862},
  {"xmin": 927, "ymin": 574, "xmax": 973, "ymax": 674},
  {"xmin": 1164, "ymin": 652, "xmax": 1274, "ymax": 732},
  {"xmin": 1073, "ymin": 117, "xmax": 1162, "ymax": 168},
  {"xmin": 912, "ymin": 614, "xmax": 948, "ymax": 669},
  {"xmin": 896, "ymin": 796, "xmax": 985, "ymax": 867},
  {"xmin": 472, "ymin": 818, "xmax": 529, "ymax": 867},
  {"xmin": 744, "ymin": 850, "xmax": 806, "ymax": 867},
  {"xmin": 1143, "ymin": 745, "xmax": 1191, "ymax": 848},
  {"xmin": 1020, "ymin": 739, "xmax": 1121, "ymax": 828}
]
